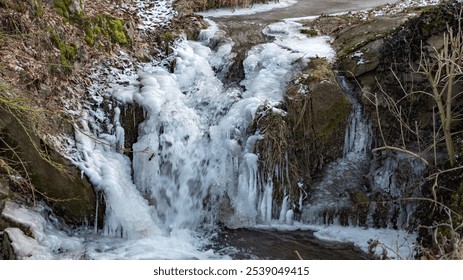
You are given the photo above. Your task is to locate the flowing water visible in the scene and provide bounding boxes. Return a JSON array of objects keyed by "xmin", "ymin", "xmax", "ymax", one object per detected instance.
[{"xmin": 70, "ymin": 17, "xmax": 347, "ymax": 259}]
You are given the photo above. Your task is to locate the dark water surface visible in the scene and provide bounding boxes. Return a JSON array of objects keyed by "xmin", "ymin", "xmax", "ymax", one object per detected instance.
[{"xmin": 212, "ymin": 229, "xmax": 370, "ymax": 259}]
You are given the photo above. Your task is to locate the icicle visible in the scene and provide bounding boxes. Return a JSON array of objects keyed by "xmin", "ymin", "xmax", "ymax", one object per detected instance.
[
  {"xmin": 285, "ymin": 209, "xmax": 294, "ymax": 225},
  {"xmin": 94, "ymin": 193, "xmax": 99, "ymax": 234},
  {"xmin": 279, "ymin": 195, "xmax": 289, "ymax": 224}
]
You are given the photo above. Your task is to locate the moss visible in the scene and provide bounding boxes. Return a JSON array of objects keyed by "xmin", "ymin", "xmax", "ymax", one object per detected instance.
[
  {"xmin": 290, "ymin": 58, "xmax": 351, "ymax": 142},
  {"xmin": 349, "ymin": 189, "xmax": 370, "ymax": 226},
  {"xmin": 84, "ymin": 25, "xmax": 95, "ymax": 45},
  {"xmin": 300, "ymin": 28, "xmax": 318, "ymax": 37},
  {"xmin": 53, "ymin": 0, "xmax": 84, "ymax": 22},
  {"xmin": 313, "ymin": 96, "xmax": 350, "ymax": 140},
  {"xmin": 54, "ymin": 0, "xmax": 71, "ymax": 18},
  {"xmin": 160, "ymin": 32, "xmax": 175, "ymax": 54},
  {"xmin": 83, "ymin": 15, "xmax": 130, "ymax": 48},
  {"xmin": 108, "ymin": 17, "xmax": 129, "ymax": 45},
  {"xmin": 50, "ymin": 32, "xmax": 77, "ymax": 73},
  {"xmin": 161, "ymin": 32, "xmax": 174, "ymax": 42},
  {"xmin": 35, "ymin": 3, "xmax": 43, "ymax": 17}
]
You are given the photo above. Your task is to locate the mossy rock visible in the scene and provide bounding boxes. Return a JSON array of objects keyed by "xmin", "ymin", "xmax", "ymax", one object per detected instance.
[
  {"xmin": 300, "ymin": 28, "xmax": 318, "ymax": 37},
  {"xmin": 84, "ymin": 14, "xmax": 130, "ymax": 48},
  {"xmin": 53, "ymin": 0, "xmax": 84, "ymax": 21},
  {"xmin": 254, "ymin": 58, "xmax": 351, "ymax": 205},
  {"xmin": 333, "ymin": 15, "xmax": 408, "ymax": 59},
  {"xmin": 287, "ymin": 58, "xmax": 351, "ymax": 169},
  {"xmin": 0, "ymin": 106, "xmax": 96, "ymax": 226}
]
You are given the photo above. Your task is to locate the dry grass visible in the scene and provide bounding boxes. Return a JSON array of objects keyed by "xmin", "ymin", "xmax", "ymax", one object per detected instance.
[{"xmin": 174, "ymin": 0, "xmax": 275, "ymax": 14}]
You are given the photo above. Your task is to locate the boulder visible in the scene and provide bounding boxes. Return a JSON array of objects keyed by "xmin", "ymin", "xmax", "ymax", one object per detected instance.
[
  {"xmin": 2, "ymin": 227, "xmax": 52, "ymax": 259},
  {"xmin": 253, "ymin": 58, "xmax": 351, "ymax": 203},
  {"xmin": 0, "ymin": 106, "xmax": 96, "ymax": 226},
  {"xmin": 334, "ymin": 15, "xmax": 408, "ymax": 79}
]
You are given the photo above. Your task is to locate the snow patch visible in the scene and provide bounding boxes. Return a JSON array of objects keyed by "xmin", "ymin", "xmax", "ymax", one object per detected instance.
[{"xmin": 198, "ymin": 0, "xmax": 297, "ymax": 17}]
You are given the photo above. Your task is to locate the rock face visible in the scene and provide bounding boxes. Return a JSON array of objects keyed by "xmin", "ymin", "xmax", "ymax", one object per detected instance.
[
  {"xmin": 328, "ymin": 2, "xmax": 463, "ymax": 253},
  {"xmin": 333, "ymin": 15, "xmax": 409, "ymax": 78},
  {"xmin": 0, "ymin": 107, "xmax": 96, "ymax": 226},
  {"xmin": 286, "ymin": 58, "xmax": 351, "ymax": 175},
  {"xmin": 253, "ymin": 58, "xmax": 351, "ymax": 204}
]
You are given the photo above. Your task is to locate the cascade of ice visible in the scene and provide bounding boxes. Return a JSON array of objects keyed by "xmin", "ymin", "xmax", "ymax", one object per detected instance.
[
  {"xmin": 340, "ymin": 76, "xmax": 373, "ymax": 158},
  {"xmin": 301, "ymin": 75, "xmax": 373, "ymax": 225},
  {"xmin": 302, "ymin": 76, "xmax": 426, "ymax": 230},
  {"xmin": 72, "ymin": 18, "xmax": 335, "ymax": 239}
]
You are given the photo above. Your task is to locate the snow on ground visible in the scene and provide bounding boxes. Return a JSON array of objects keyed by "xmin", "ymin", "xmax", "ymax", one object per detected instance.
[
  {"xmin": 198, "ymin": 0, "xmax": 297, "ymax": 17},
  {"xmin": 115, "ymin": 0, "xmax": 176, "ymax": 31},
  {"xmin": 132, "ymin": 0, "xmax": 176, "ymax": 31},
  {"xmin": 364, "ymin": 0, "xmax": 441, "ymax": 17}
]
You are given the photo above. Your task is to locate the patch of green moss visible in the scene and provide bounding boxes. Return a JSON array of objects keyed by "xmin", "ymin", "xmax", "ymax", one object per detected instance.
[
  {"xmin": 109, "ymin": 18, "xmax": 128, "ymax": 45},
  {"xmin": 161, "ymin": 32, "xmax": 174, "ymax": 42},
  {"xmin": 83, "ymin": 15, "xmax": 130, "ymax": 47},
  {"xmin": 50, "ymin": 32, "xmax": 77, "ymax": 73},
  {"xmin": 54, "ymin": 0, "xmax": 83, "ymax": 22},
  {"xmin": 0, "ymin": 0, "xmax": 42, "ymax": 16},
  {"xmin": 54, "ymin": 0, "xmax": 70, "ymax": 18},
  {"xmin": 314, "ymin": 97, "xmax": 351, "ymax": 140},
  {"xmin": 300, "ymin": 28, "xmax": 318, "ymax": 37}
]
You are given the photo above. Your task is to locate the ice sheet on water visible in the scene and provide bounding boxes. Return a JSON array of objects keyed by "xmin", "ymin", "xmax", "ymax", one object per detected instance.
[
  {"xmin": 312, "ymin": 225, "xmax": 417, "ymax": 259},
  {"xmin": 84, "ymin": 231, "xmax": 226, "ymax": 260}
]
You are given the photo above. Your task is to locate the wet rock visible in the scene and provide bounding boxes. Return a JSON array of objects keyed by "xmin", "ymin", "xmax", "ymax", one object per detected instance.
[
  {"xmin": 253, "ymin": 58, "xmax": 351, "ymax": 204},
  {"xmin": 339, "ymin": 39, "xmax": 383, "ymax": 78},
  {"xmin": 333, "ymin": 15, "xmax": 408, "ymax": 80},
  {"xmin": 0, "ymin": 107, "xmax": 96, "ymax": 226},
  {"xmin": 0, "ymin": 182, "xmax": 8, "ymax": 202},
  {"xmin": 1, "ymin": 228, "xmax": 16, "ymax": 260},
  {"xmin": 2, "ymin": 227, "xmax": 52, "ymax": 260}
]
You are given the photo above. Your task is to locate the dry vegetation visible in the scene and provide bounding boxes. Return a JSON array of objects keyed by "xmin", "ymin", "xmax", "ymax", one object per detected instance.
[
  {"xmin": 361, "ymin": 2, "xmax": 463, "ymax": 259},
  {"xmin": 174, "ymin": 0, "xmax": 275, "ymax": 14}
]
